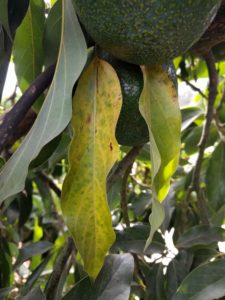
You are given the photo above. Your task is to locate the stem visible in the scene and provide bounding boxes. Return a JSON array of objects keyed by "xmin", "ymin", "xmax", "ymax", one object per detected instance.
[
  {"xmin": 0, "ymin": 64, "xmax": 55, "ymax": 153},
  {"xmin": 120, "ymin": 164, "xmax": 132, "ymax": 227},
  {"xmin": 187, "ymin": 51, "xmax": 218, "ymax": 224}
]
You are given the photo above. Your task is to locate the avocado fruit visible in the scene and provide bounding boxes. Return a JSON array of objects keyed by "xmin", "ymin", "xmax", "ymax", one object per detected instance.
[
  {"xmin": 98, "ymin": 51, "xmax": 177, "ymax": 146},
  {"xmin": 74, "ymin": 0, "xmax": 221, "ymax": 65}
]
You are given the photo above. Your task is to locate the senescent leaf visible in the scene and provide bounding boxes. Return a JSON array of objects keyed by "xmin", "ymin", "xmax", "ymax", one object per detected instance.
[
  {"xmin": 61, "ymin": 57, "xmax": 122, "ymax": 279},
  {"xmin": 139, "ymin": 65, "xmax": 181, "ymax": 248},
  {"xmin": 0, "ymin": 0, "xmax": 87, "ymax": 203}
]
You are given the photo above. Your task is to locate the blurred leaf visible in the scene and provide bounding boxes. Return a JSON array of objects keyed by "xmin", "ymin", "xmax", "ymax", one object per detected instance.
[
  {"xmin": 63, "ymin": 254, "xmax": 134, "ymax": 300},
  {"xmin": 0, "ymin": 0, "xmax": 87, "ymax": 203},
  {"xmin": 112, "ymin": 224, "xmax": 165, "ymax": 255},
  {"xmin": 175, "ymin": 225, "xmax": 225, "ymax": 248},
  {"xmin": 129, "ymin": 191, "xmax": 152, "ymax": 217},
  {"xmin": 20, "ymin": 254, "xmax": 51, "ymax": 297},
  {"xmin": 161, "ymin": 188, "xmax": 175, "ymax": 233},
  {"xmin": 44, "ymin": 0, "xmax": 61, "ymax": 66},
  {"xmin": 172, "ymin": 259, "xmax": 225, "ymax": 300},
  {"xmin": 0, "ymin": 237, "xmax": 12, "ymax": 288},
  {"xmin": 206, "ymin": 141, "xmax": 225, "ymax": 211},
  {"xmin": 0, "ymin": 287, "xmax": 13, "ymax": 299},
  {"xmin": 61, "ymin": 57, "xmax": 122, "ymax": 279},
  {"xmin": 211, "ymin": 204, "xmax": 225, "ymax": 226},
  {"xmin": 139, "ymin": 65, "xmax": 181, "ymax": 201},
  {"xmin": 22, "ymin": 287, "xmax": 46, "ymax": 300},
  {"xmin": 181, "ymin": 107, "xmax": 202, "ymax": 131},
  {"xmin": 184, "ymin": 124, "xmax": 219, "ymax": 155},
  {"xmin": 14, "ymin": 241, "xmax": 52, "ymax": 269},
  {"xmin": 166, "ymin": 250, "xmax": 194, "ymax": 299},
  {"xmin": 191, "ymin": 248, "xmax": 218, "ymax": 269},
  {"xmin": 0, "ymin": 0, "xmax": 11, "ymax": 38},
  {"xmin": 18, "ymin": 180, "xmax": 33, "ymax": 227}
]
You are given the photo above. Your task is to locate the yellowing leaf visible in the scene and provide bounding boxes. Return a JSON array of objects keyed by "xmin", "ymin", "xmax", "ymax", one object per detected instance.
[
  {"xmin": 139, "ymin": 65, "xmax": 181, "ymax": 202},
  {"xmin": 139, "ymin": 65, "xmax": 181, "ymax": 249},
  {"xmin": 61, "ymin": 57, "xmax": 122, "ymax": 279}
]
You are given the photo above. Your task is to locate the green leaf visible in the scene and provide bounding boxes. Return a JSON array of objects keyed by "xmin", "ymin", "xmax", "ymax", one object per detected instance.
[
  {"xmin": 0, "ymin": 0, "xmax": 87, "ymax": 203},
  {"xmin": 14, "ymin": 241, "xmax": 52, "ymax": 269},
  {"xmin": 206, "ymin": 141, "xmax": 225, "ymax": 211},
  {"xmin": 172, "ymin": 259, "xmax": 225, "ymax": 300},
  {"xmin": 13, "ymin": 0, "xmax": 45, "ymax": 93},
  {"xmin": 175, "ymin": 225, "xmax": 225, "ymax": 249},
  {"xmin": 139, "ymin": 64, "xmax": 181, "ymax": 201},
  {"xmin": 22, "ymin": 287, "xmax": 46, "ymax": 300},
  {"xmin": 139, "ymin": 65, "xmax": 181, "ymax": 249},
  {"xmin": 181, "ymin": 107, "xmax": 202, "ymax": 131},
  {"xmin": 63, "ymin": 254, "xmax": 134, "ymax": 300},
  {"xmin": 43, "ymin": 0, "xmax": 62, "ymax": 67},
  {"xmin": 112, "ymin": 224, "xmax": 165, "ymax": 255},
  {"xmin": 61, "ymin": 57, "xmax": 122, "ymax": 279},
  {"xmin": 0, "ymin": 0, "xmax": 11, "ymax": 38}
]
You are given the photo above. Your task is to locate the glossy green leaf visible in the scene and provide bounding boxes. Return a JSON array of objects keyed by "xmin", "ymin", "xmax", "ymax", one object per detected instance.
[
  {"xmin": 13, "ymin": 0, "xmax": 45, "ymax": 92},
  {"xmin": 172, "ymin": 259, "xmax": 225, "ymax": 300},
  {"xmin": 14, "ymin": 241, "xmax": 52, "ymax": 269},
  {"xmin": 139, "ymin": 65, "xmax": 181, "ymax": 201},
  {"xmin": 206, "ymin": 141, "xmax": 225, "ymax": 210},
  {"xmin": 0, "ymin": 0, "xmax": 87, "ymax": 203},
  {"xmin": 139, "ymin": 65, "xmax": 181, "ymax": 249},
  {"xmin": 61, "ymin": 57, "xmax": 122, "ymax": 279},
  {"xmin": 63, "ymin": 254, "xmax": 134, "ymax": 300},
  {"xmin": 175, "ymin": 225, "xmax": 225, "ymax": 248}
]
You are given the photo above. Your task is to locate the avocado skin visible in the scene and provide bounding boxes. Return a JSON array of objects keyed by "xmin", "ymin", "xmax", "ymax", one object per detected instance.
[
  {"xmin": 99, "ymin": 51, "xmax": 177, "ymax": 146},
  {"xmin": 74, "ymin": 0, "xmax": 221, "ymax": 65}
]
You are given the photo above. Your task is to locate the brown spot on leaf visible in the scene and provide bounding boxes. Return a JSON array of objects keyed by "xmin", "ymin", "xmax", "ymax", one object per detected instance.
[
  {"xmin": 86, "ymin": 115, "xmax": 91, "ymax": 124},
  {"xmin": 109, "ymin": 142, "xmax": 113, "ymax": 151}
]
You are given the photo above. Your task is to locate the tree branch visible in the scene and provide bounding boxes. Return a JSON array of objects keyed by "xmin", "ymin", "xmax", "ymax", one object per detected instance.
[
  {"xmin": 177, "ymin": 75, "xmax": 207, "ymax": 99},
  {"xmin": 187, "ymin": 51, "xmax": 218, "ymax": 224},
  {"xmin": 38, "ymin": 172, "xmax": 61, "ymax": 198},
  {"xmin": 107, "ymin": 145, "xmax": 143, "ymax": 192},
  {"xmin": 120, "ymin": 164, "xmax": 132, "ymax": 227},
  {"xmin": 0, "ymin": 64, "xmax": 55, "ymax": 153}
]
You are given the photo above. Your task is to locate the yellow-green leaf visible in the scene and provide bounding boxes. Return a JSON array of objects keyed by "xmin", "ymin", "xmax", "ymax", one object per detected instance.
[
  {"xmin": 139, "ymin": 65, "xmax": 181, "ymax": 201},
  {"xmin": 139, "ymin": 65, "xmax": 181, "ymax": 249},
  {"xmin": 61, "ymin": 57, "xmax": 122, "ymax": 279}
]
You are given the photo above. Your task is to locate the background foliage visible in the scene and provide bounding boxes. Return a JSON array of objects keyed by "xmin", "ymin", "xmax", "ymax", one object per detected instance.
[{"xmin": 0, "ymin": 0, "xmax": 225, "ymax": 299}]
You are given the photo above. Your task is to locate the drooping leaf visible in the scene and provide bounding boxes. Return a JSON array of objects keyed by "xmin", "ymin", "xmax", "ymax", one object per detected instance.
[
  {"xmin": 175, "ymin": 225, "xmax": 225, "ymax": 248},
  {"xmin": 139, "ymin": 65, "xmax": 181, "ymax": 249},
  {"xmin": 61, "ymin": 57, "xmax": 122, "ymax": 279},
  {"xmin": 181, "ymin": 107, "xmax": 202, "ymax": 131},
  {"xmin": 14, "ymin": 241, "xmax": 52, "ymax": 269},
  {"xmin": 139, "ymin": 65, "xmax": 181, "ymax": 201},
  {"xmin": 0, "ymin": 0, "xmax": 87, "ymax": 203},
  {"xmin": 206, "ymin": 141, "xmax": 225, "ymax": 211},
  {"xmin": 63, "ymin": 254, "xmax": 134, "ymax": 300},
  {"xmin": 172, "ymin": 259, "xmax": 225, "ymax": 300},
  {"xmin": 13, "ymin": 0, "xmax": 45, "ymax": 93}
]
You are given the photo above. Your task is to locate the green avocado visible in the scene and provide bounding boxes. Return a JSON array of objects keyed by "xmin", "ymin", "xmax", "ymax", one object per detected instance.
[
  {"xmin": 74, "ymin": 0, "xmax": 221, "ymax": 65},
  {"xmin": 98, "ymin": 51, "xmax": 177, "ymax": 146}
]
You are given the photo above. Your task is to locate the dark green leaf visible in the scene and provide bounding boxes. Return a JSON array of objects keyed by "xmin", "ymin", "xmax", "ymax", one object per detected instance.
[
  {"xmin": 63, "ymin": 254, "xmax": 134, "ymax": 300},
  {"xmin": 172, "ymin": 259, "xmax": 225, "ymax": 300},
  {"xmin": 22, "ymin": 287, "xmax": 46, "ymax": 300},
  {"xmin": 175, "ymin": 225, "xmax": 225, "ymax": 248},
  {"xmin": 206, "ymin": 141, "xmax": 225, "ymax": 210},
  {"xmin": 14, "ymin": 241, "xmax": 52, "ymax": 269},
  {"xmin": 0, "ymin": 0, "xmax": 11, "ymax": 37},
  {"xmin": 0, "ymin": 237, "xmax": 12, "ymax": 288},
  {"xmin": 166, "ymin": 250, "xmax": 194, "ymax": 299},
  {"xmin": 0, "ymin": 287, "xmax": 13, "ymax": 299},
  {"xmin": 112, "ymin": 225, "xmax": 165, "ymax": 255}
]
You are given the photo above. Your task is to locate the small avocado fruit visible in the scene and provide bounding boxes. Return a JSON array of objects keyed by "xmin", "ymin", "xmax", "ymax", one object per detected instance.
[
  {"xmin": 98, "ymin": 51, "xmax": 177, "ymax": 146},
  {"xmin": 74, "ymin": 0, "xmax": 221, "ymax": 65}
]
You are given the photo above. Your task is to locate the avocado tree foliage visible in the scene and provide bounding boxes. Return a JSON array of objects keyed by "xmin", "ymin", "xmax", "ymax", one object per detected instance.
[{"xmin": 1, "ymin": 0, "xmax": 225, "ymax": 299}]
